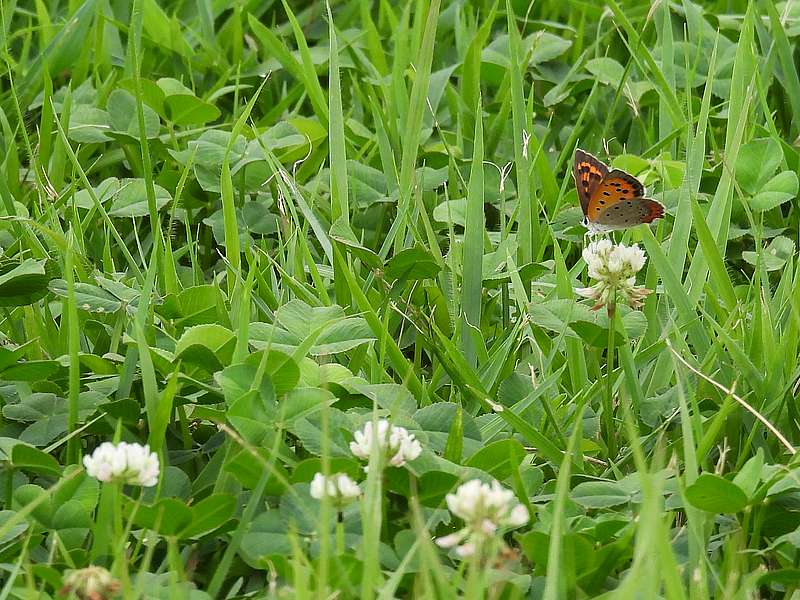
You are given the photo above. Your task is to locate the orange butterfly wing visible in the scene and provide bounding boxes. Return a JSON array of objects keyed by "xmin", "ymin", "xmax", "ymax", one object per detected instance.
[
  {"xmin": 573, "ymin": 150, "xmax": 609, "ymax": 215},
  {"xmin": 585, "ymin": 170, "xmax": 646, "ymax": 222},
  {"xmin": 595, "ymin": 198, "xmax": 664, "ymax": 228}
]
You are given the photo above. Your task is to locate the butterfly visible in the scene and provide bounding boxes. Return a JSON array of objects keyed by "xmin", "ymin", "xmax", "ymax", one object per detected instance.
[{"xmin": 573, "ymin": 149, "xmax": 664, "ymax": 234}]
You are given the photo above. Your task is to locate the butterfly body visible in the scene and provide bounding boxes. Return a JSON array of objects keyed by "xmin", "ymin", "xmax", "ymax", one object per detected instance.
[{"xmin": 573, "ymin": 149, "xmax": 664, "ymax": 234}]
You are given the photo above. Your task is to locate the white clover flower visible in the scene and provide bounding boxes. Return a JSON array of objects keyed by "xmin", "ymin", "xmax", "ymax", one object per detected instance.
[
  {"xmin": 60, "ymin": 565, "xmax": 120, "ymax": 600},
  {"xmin": 456, "ymin": 542, "xmax": 476, "ymax": 558},
  {"xmin": 435, "ymin": 532, "xmax": 462, "ymax": 548},
  {"xmin": 508, "ymin": 504, "xmax": 530, "ymax": 527},
  {"xmin": 446, "ymin": 479, "xmax": 529, "ymax": 528},
  {"xmin": 576, "ymin": 241, "xmax": 651, "ymax": 310},
  {"xmin": 436, "ymin": 479, "xmax": 529, "ymax": 559},
  {"xmin": 83, "ymin": 442, "xmax": 160, "ymax": 487},
  {"xmin": 350, "ymin": 419, "xmax": 422, "ymax": 468},
  {"xmin": 309, "ymin": 472, "xmax": 361, "ymax": 507}
]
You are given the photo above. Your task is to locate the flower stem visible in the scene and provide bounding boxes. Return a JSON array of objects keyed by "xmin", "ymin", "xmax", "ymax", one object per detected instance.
[
  {"xmin": 336, "ymin": 512, "xmax": 345, "ymax": 555},
  {"xmin": 109, "ymin": 482, "xmax": 124, "ymax": 576},
  {"xmin": 604, "ymin": 301, "xmax": 617, "ymax": 458},
  {"xmin": 113, "ymin": 482, "xmax": 123, "ymax": 549},
  {"xmin": 464, "ymin": 540, "xmax": 483, "ymax": 600},
  {"xmin": 381, "ymin": 472, "xmax": 388, "ymax": 541}
]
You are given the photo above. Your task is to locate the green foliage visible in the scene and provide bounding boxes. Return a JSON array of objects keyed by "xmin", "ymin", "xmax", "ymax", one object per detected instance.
[{"xmin": 0, "ymin": 0, "xmax": 799, "ymax": 597}]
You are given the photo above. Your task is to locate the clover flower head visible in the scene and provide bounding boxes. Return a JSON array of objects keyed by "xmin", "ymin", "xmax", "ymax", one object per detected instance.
[
  {"xmin": 60, "ymin": 565, "xmax": 120, "ymax": 600},
  {"xmin": 436, "ymin": 479, "xmax": 529, "ymax": 559},
  {"xmin": 349, "ymin": 419, "xmax": 422, "ymax": 467},
  {"xmin": 576, "ymin": 241, "xmax": 651, "ymax": 310},
  {"xmin": 83, "ymin": 442, "xmax": 160, "ymax": 487},
  {"xmin": 456, "ymin": 542, "xmax": 476, "ymax": 557},
  {"xmin": 309, "ymin": 472, "xmax": 361, "ymax": 507},
  {"xmin": 445, "ymin": 479, "xmax": 529, "ymax": 527}
]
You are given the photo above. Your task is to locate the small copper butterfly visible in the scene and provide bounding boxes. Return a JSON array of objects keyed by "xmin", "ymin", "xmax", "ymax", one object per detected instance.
[{"xmin": 573, "ymin": 149, "xmax": 664, "ymax": 233}]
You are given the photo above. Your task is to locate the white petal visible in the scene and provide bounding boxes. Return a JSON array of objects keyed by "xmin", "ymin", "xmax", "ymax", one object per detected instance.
[
  {"xmin": 456, "ymin": 542, "xmax": 476, "ymax": 558},
  {"xmin": 310, "ymin": 473, "xmax": 326, "ymax": 499},
  {"xmin": 480, "ymin": 519, "xmax": 498, "ymax": 535},
  {"xmin": 508, "ymin": 504, "xmax": 530, "ymax": 527},
  {"xmin": 436, "ymin": 533, "xmax": 463, "ymax": 548},
  {"xmin": 575, "ymin": 286, "xmax": 600, "ymax": 299}
]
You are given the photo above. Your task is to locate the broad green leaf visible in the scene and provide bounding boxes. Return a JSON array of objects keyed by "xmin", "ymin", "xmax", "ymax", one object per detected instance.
[
  {"xmin": 341, "ymin": 381, "xmax": 416, "ymax": 416},
  {"xmin": 3, "ymin": 391, "xmax": 101, "ymax": 446},
  {"xmin": 0, "ymin": 341, "xmax": 37, "ymax": 372},
  {"xmin": 74, "ymin": 177, "xmax": 120, "ymax": 209},
  {"xmin": 53, "ymin": 467, "xmax": 99, "ymax": 515},
  {"xmin": 107, "ymin": 89, "xmax": 161, "ymax": 138},
  {"xmin": 118, "ymin": 78, "xmax": 166, "ymax": 114},
  {"xmin": 52, "ymin": 500, "xmax": 91, "ymax": 549},
  {"xmin": 528, "ymin": 31, "xmax": 573, "ymax": 63},
  {"xmin": 11, "ymin": 444, "xmax": 61, "ymax": 476},
  {"xmin": 280, "ymin": 387, "xmax": 335, "ymax": 423},
  {"xmin": 0, "ymin": 511, "xmax": 28, "ymax": 545},
  {"xmin": 278, "ymin": 483, "xmax": 317, "ymax": 535},
  {"xmin": 733, "ymin": 449, "xmax": 764, "ymax": 499},
  {"xmin": 215, "ymin": 364, "xmax": 271, "ymax": 406},
  {"xmin": 164, "ymin": 95, "xmax": 221, "ymax": 126},
  {"xmin": 49, "ymin": 279, "xmax": 122, "ymax": 313},
  {"xmin": 290, "ymin": 458, "xmax": 362, "ymax": 484},
  {"xmin": 243, "ymin": 350, "xmax": 300, "ymax": 396},
  {"xmin": 68, "ymin": 105, "xmax": 112, "ymax": 143},
  {"xmin": 0, "ymin": 259, "xmax": 52, "ymax": 307},
  {"xmin": 571, "ymin": 481, "xmax": 631, "ymax": 509},
  {"xmin": 158, "ymin": 285, "xmax": 224, "ymax": 327},
  {"xmin": 250, "ymin": 300, "xmax": 376, "ymax": 356},
  {"xmin": 417, "ymin": 471, "xmax": 459, "ymax": 506},
  {"xmin": 240, "ymin": 511, "xmax": 292, "ymax": 568},
  {"xmin": 13, "ymin": 484, "xmax": 53, "ymax": 526},
  {"xmin": 465, "ymin": 439, "xmax": 526, "ymax": 481},
  {"xmin": 749, "ymin": 171, "xmax": 799, "ymax": 212},
  {"xmin": 141, "ymin": 0, "xmax": 192, "ymax": 56},
  {"xmin": 290, "ymin": 408, "xmax": 354, "ymax": 457},
  {"xmin": 217, "ymin": 365, "xmax": 276, "ymax": 444},
  {"xmin": 108, "ymin": 179, "xmax": 172, "ymax": 217},
  {"xmin": 742, "ymin": 236, "xmax": 796, "ymax": 271},
  {"xmin": 329, "ymin": 217, "xmax": 382, "ymax": 269},
  {"xmin": 179, "ymin": 494, "xmax": 236, "ymax": 539},
  {"xmin": 242, "ymin": 200, "xmax": 279, "ymax": 235},
  {"xmin": 413, "ymin": 402, "xmax": 482, "ymax": 457},
  {"xmin": 156, "ymin": 77, "xmax": 193, "ymax": 96},
  {"xmin": 432, "ymin": 198, "xmax": 467, "ymax": 226},
  {"xmin": 385, "ymin": 247, "xmax": 441, "ymax": 282},
  {"xmin": 349, "ymin": 160, "xmax": 389, "ymax": 207},
  {"xmin": 175, "ymin": 324, "xmax": 235, "ymax": 370},
  {"xmin": 223, "ymin": 448, "xmax": 288, "ymax": 494},
  {"xmin": 735, "ymin": 138, "xmax": 782, "ymax": 194},
  {"xmin": 685, "ymin": 473, "xmax": 748, "ymax": 513},
  {"xmin": 0, "ymin": 360, "xmax": 62, "ymax": 382},
  {"xmin": 131, "ymin": 498, "xmax": 193, "ymax": 536},
  {"xmin": 585, "ymin": 57, "xmax": 625, "ymax": 86}
]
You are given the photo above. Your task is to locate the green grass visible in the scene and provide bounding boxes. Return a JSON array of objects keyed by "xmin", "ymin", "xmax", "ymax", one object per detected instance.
[{"xmin": 1, "ymin": 0, "xmax": 800, "ymax": 597}]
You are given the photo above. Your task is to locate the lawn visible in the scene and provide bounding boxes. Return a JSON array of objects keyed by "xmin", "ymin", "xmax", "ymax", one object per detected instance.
[{"xmin": 1, "ymin": 0, "xmax": 800, "ymax": 598}]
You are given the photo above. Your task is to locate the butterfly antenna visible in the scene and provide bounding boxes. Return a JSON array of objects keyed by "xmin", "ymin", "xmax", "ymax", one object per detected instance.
[{"xmin": 602, "ymin": 137, "xmax": 615, "ymax": 158}]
